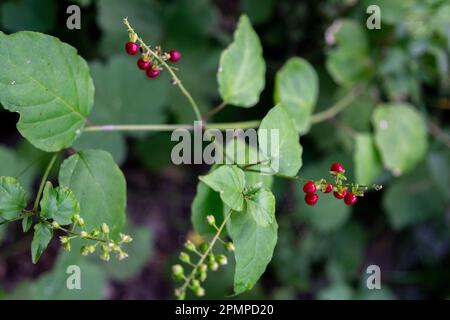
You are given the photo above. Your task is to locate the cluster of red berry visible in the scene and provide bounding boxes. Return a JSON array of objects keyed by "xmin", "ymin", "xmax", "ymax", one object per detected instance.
[
  {"xmin": 302, "ymin": 163, "xmax": 358, "ymax": 207},
  {"xmin": 125, "ymin": 34, "xmax": 181, "ymax": 79}
]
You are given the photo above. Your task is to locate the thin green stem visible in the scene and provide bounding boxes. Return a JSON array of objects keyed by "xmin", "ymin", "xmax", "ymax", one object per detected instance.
[
  {"xmin": 203, "ymin": 101, "xmax": 227, "ymax": 121},
  {"xmin": 33, "ymin": 153, "xmax": 58, "ymax": 212},
  {"xmin": 0, "ymin": 211, "xmax": 34, "ymax": 226},
  {"xmin": 124, "ymin": 18, "xmax": 202, "ymax": 122},
  {"xmin": 84, "ymin": 124, "xmax": 192, "ymax": 132},
  {"xmin": 178, "ymin": 211, "xmax": 232, "ymax": 298},
  {"xmin": 311, "ymin": 86, "xmax": 360, "ymax": 124},
  {"xmin": 57, "ymin": 226, "xmax": 110, "ymax": 244}
]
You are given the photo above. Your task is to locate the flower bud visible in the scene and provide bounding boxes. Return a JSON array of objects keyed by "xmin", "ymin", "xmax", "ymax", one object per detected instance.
[
  {"xmin": 174, "ymin": 288, "xmax": 185, "ymax": 300},
  {"xmin": 206, "ymin": 215, "xmax": 215, "ymax": 226},
  {"xmin": 217, "ymin": 254, "xmax": 228, "ymax": 266},
  {"xmin": 91, "ymin": 229, "xmax": 100, "ymax": 237},
  {"xmin": 184, "ymin": 240, "xmax": 196, "ymax": 252},
  {"xmin": 100, "ymin": 252, "xmax": 110, "ymax": 261},
  {"xmin": 80, "ymin": 231, "xmax": 88, "ymax": 238},
  {"xmin": 51, "ymin": 221, "xmax": 60, "ymax": 229},
  {"xmin": 199, "ymin": 263, "xmax": 208, "ymax": 273},
  {"xmin": 172, "ymin": 264, "xmax": 184, "ymax": 281},
  {"xmin": 120, "ymin": 233, "xmax": 133, "ymax": 243},
  {"xmin": 101, "ymin": 223, "xmax": 110, "ymax": 234},
  {"xmin": 194, "ymin": 286, "xmax": 205, "ymax": 297},
  {"xmin": 88, "ymin": 245, "xmax": 96, "ymax": 254},
  {"xmin": 63, "ymin": 242, "xmax": 71, "ymax": 252},
  {"xmin": 199, "ymin": 243, "xmax": 209, "ymax": 253},
  {"xmin": 60, "ymin": 236, "xmax": 69, "ymax": 244},
  {"xmin": 208, "ymin": 261, "xmax": 219, "ymax": 271},
  {"xmin": 225, "ymin": 242, "xmax": 235, "ymax": 252},
  {"xmin": 81, "ymin": 245, "xmax": 89, "ymax": 256},
  {"xmin": 191, "ymin": 279, "xmax": 200, "ymax": 290},
  {"xmin": 118, "ymin": 251, "xmax": 129, "ymax": 260},
  {"xmin": 179, "ymin": 252, "xmax": 191, "ymax": 264}
]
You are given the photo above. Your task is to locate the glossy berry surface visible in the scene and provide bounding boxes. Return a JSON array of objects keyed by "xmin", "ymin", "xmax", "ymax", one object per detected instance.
[
  {"xmin": 344, "ymin": 192, "xmax": 358, "ymax": 206},
  {"xmin": 304, "ymin": 193, "xmax": 318, "ymax": 206},
  {"xmin": 169, "ymin": 50, "xmax": 181, "ymax": 62},
  {"xmin": 330, "ymin": 162, "xmax": 345, "ymax": 173},
  {"xmin": 333, "ymin": 189, "xmax": 347, "ymax": 199},
  {"xmin": 137, "ymin": 57, "xmax": 152, "ymax": 70},
  {"xmin": 125, "ymin": 42, "xmax": 139, "ymax": 55},
  {"xmin": 303, "ymin": 181, "xmax": 316, "ymax": 194},
  {"xmin": 324, "ymin": 184, "xmax": 333, "ymax": 193},
  {"xmin": 146, "ymin": 68, "xmax": 160, "ymax": 78}
]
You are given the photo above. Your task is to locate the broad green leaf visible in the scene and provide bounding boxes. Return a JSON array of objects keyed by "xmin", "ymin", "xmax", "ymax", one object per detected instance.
[
  {"xmin": 383, "ymin": 167, "xmax": 442, "ymax": 230},
  {"xmin": 31, "ymin": 222, "xmax": 53, "ymax": 264},
  {"xmin": 103, "ymin": 224, "xmax": 153, "ymax": 281},
  {"xmin": 275, "ymin": 58, "xmax": 318, "ymax": 134},
  {"xmin": 1, "ymin": 0, "xmax": 56, "ymax": 32},
  {"xmin": 218, "ymin": 15, "xmax": 265, "ymax": 107},
  {"xmin": 88, "ymin": 56, "xmax": 168, "ymax": 138},
  {"xmin": 229, "ymin": 188, "xmax": 277, "ymax": 294},
  {"xmin": 97, "ymin": 0, "xmax": 162, "ymax": 54},
  {"xmin": 39, "ymin": 182, "xmax": 80, "ymax": 226},
  {"xmin": 58, "ymin": 150, "xmax": 126, "ymax": 238},
  {"xmin": 245, "ymin": 189, "xmax": 275, "ymax": 227},
  {"xmin": 258, "ymin": 105, "xmax": 303, "ymax": 176},
  {"xmin": 353, "ymin": 134, "xmax": 382, "ymax": 185},
  {"xmin": 373, "ymin": 103, "xmax": 428, "ymax": 175},
  {"xmin": 22, "ymin": 215, "xmax": 33, "ymax": 232},
  {"xmin": 326, "ymin": 20, "xmax": 373, "ymax": 87},
  {"xmin": 427, "ymin": 151, "xmax": 450, "ymax": 200},
  {"xmin": 0, "ymin": 31, "xmax": 94, "ymax": 152},
  {"xmin": 199, "ymin": 165, "xmax": 245, "ymax": 211},
  {"xmin": 191, "ymin": 181, "xmax": 224, "ymax": 235},
  {"xmin": 0, "ymin": 176, "xmax": 27, "ymax": 220}
]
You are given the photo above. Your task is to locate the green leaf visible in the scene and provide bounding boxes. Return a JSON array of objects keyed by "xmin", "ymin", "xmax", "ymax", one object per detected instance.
[
  {"xmin": 39, "ymin": 182, "xmax": 80, "ymax": 226},
  {"xmin": 22, "ymin": 215, "xmax": 33, "ymax": 233},
  {"xmin": 258, "ymin": 105, "xmax": 303, "ymax": 176},
  {"xmin": 199, "ymin": 165, "xmax": 245, "ymax": 211},
  {"xmin": 373, "ymin": 103, "xmax": 428, "ymax": 175},
  {"xmin": 218, "ymin": 15, "xmax": 265, "ymax": 107},
  {"xmin": 31, "ymin": 222, "xmax": 53, "ymax": 264},
  {"xmin": 229, "ymin": 188, "xmax": 277, "ymax": 294},
  {"xmin": 191, "ymin": 181, "xmax": 224, "ymax": 235},
  {"xmin": 0, "ymin": 31, "xmax": 94, "ymax": 152},
  {"xmin": 326, "ymin": 20, "xmax": 373, "ymax": 87},
  {"xmin": 383, "ymin": 167, "xmax": 442, "ymax": 230},
  {"xmin": 58, "ymin": 150, "xmax": 126, "ymax": 238},
  {"xmin": 353, "ymin": 133, "xmax": 382, "ymax": 185},
  {"xmin": 275, "ymin": 58, "xmax": 318, "ymax": 134},
  {"xmin": 0, "ymin": 176, "xmax": 27, "ymax": 220}
]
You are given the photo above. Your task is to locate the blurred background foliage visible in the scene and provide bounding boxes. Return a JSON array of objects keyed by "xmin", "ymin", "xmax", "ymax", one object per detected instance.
[{"xmin": 0, "ymin": 0, "xmax": 449, "ymax": 299}]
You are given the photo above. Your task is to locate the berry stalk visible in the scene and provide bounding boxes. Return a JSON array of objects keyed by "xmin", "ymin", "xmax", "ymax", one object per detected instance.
[{"xmin": 123, "ymin": 17, "xmax": 202, "ymax": 122}]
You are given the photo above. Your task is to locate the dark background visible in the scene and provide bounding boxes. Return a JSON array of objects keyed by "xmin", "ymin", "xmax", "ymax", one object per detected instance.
[{"xmin": 0, "ymin": 0, "xmax": 449, "ymax": 299}]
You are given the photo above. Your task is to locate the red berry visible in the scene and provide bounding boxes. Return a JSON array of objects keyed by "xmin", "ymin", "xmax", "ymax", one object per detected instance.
[
  {"xmin": 146, "ymin": 68, "xmax": 160, "ymax": 78},
  {"xmin": 303, "ymin": 181, "xmax": 316, "ymax": 194},
  {"xmin": 333, "ymin": 189, "xmax": 347, "ymax": 199},
  {"xmin": 330, "ymin": 162, "xmax": 345, "ymax": 173},
  {"xmin": 169, "ymin": 50, "xmax": 181, "ymax": 62},
  {"xmin": 125, "ymin": 42, "xmax": 139, "ymax": 55},
  {"xmin": 324, "ymin": 184, "xmax": 333, "ymax": 193},
  {"xmin": 137, "ymin": 57, "xmax": 152, "ymax": 70},
  {"xmin": 344, "ymin": 192, "xmax": 358, "ymax": 206},
  {"xmin": 305, "ymin": 193, "xmax": 318, "ymax": 206}
]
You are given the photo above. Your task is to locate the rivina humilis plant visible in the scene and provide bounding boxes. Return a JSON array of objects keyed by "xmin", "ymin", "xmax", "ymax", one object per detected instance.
[{"xmin": 0, "ymin": 15, "xmax": 382, "ymax": 298}]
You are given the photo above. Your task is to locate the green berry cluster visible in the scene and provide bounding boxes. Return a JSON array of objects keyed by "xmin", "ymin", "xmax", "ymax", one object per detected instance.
[
  {"xmin": 57, "ymin": 218, "xmax": 133, "ymax": 261},
  {"xmin": 172, "ymin": 215, "xmax": 234, "ymax": 300}
]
